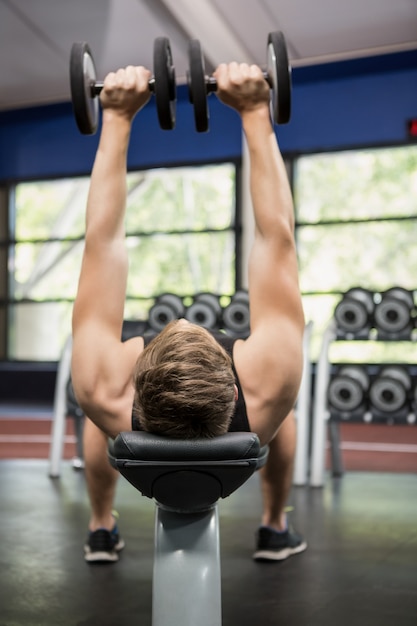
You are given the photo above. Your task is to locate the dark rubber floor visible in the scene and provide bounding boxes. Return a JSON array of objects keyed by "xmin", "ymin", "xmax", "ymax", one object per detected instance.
[{"xmin": 0, "ymin": 460, "xmax": 416, "ymax": 626}]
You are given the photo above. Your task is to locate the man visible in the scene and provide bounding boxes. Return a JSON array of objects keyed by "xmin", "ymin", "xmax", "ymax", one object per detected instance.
[{"xmin": 71, "ymin": 62, "xmax": 306, "ymax": 564}]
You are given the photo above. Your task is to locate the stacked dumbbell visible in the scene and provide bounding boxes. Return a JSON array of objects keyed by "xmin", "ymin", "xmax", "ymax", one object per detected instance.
[
  {"xmin": 333, "ymin": 286, "xmax": 416, "ymax": 340},
  {"xmin": 333, "ymin": 287, "xmax": 375, "ymax": 339},
  {"xmin": 368, "ymin": 365, "xmax": 415, "ymax": 424},
  {"xmin": 69, "ymin": 32, "xmax": 292, "ymax": 135},
  {"xmin": 327, "ymin": 365, "xmax": 370, "ymax": 422},
  {"xmin": 146, "ymin": 291, "xmax": 249, "ymax": 337},
  {"xmin": 373, "ymin": 287, "xmax": 415, "ymax": 340},
  {"xmin": 327, "ymin": 363, "xmax": 416, "ymax": 425}
]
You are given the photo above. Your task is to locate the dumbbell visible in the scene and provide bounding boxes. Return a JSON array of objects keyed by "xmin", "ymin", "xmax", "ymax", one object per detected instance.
[
  {"xmin": 69, "ymin": 37, "xmax": 176, "ymax": 135},
  {"xmin": 148, "ymin": 294, "xmax": 185, "ymax": 332},
  {"xmin": 374, "ymin": 287, "xmax": 414, "ymax": 338},
  {"xmin": 187, "ymin": 31, "xmax": 291, "ymax": 132},
  {"xmin": 222, "ymin": 291, "xmax": 250, "ymax": 336},
  {"xmin": 369, "ymin": 365, "xmax": 412, "ymax": 414},
  {"xmin": 334, "ymin": 287, "xmax": 375, "ymax": 337},
  {"xmin": 185, "ymin": 293, "xmax": 222, "ymax": 330},
  {"xmin": 327, "ymin": 365, "xmax": 370, "ymax": 415}
]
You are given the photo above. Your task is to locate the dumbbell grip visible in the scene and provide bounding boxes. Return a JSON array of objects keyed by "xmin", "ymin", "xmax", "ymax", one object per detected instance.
[
  {"xmin": 206, "ymin": 77, "xmax": 217, "ymax": 94},
  {"xmin": 91, "ymin": 82, "xmax": 104, "ymax": 96},
  {"xmin": 206, "ymin": 71, "xmax": 272, "ymax": 94},
  {"xmin": 90, "ymin": 77, "xmax": 156, "ymax": 97}
]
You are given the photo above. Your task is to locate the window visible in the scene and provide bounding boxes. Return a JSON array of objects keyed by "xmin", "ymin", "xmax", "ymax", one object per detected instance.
[
  {"xmin": 7, "ymin": 162, "xmax": 238, "ymax": 360},
  {"xmin": 294, "ymin": 145, "xmax": 417, "ymax": 362}
]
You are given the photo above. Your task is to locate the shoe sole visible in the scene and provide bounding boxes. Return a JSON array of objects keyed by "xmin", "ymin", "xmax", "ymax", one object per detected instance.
[
  {"xmin": 84, "ymin": 539, "xmax": 125, "ymax": 563},
  {"xmin": 253, "ymin": 540, "xmax": 307, "ymax": 562}
]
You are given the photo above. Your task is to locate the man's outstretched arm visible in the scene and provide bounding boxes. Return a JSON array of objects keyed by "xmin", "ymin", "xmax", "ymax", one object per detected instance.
[
  {"xmin": 71, "ymin": 66, "xmax": 150, "ymax": 435},
  {"xmin": 214, "ymin": 63, "xmax": 305, "ymax": 442}
]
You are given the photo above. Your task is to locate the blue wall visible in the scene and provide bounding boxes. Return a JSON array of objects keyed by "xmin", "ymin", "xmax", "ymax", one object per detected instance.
[{"xmin": 0, "ymin": 50, "xmax": 415, "ymax": 182}]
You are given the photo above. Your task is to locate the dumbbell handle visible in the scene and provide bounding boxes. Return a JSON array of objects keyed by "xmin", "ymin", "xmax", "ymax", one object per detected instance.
[
  {"xmin": 90, "ymin": 77, "xmax": 156, "ymax": 97},
  {"xmin": 205, "ymin": 71, "xmax": 272, "ymax": 94}
]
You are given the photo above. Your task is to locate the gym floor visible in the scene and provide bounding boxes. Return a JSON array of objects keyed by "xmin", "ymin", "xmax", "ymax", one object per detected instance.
[{"xmin": 1, "ymin": 453, "xmax": 416, "ymax": 625}]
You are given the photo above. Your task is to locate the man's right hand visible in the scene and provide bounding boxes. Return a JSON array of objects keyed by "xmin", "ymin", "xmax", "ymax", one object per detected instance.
[{"xmin": 100, "ymin": 65, "xmax": 152, "ymax": 123}]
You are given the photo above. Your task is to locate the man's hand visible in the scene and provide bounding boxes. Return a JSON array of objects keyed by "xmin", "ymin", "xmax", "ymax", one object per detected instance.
[
  {"xmin": 100, "ymin": 65, "xmax": 152, "ymax": 123},
  {"xmin": 213, "ymin": 62, "xmax": 270, "ymax": 115}
]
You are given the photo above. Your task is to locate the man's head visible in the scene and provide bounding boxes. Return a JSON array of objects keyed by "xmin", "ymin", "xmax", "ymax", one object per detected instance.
[{"xmin": 133, "ymin": 320, "xmax": 237, "ymax": 438}]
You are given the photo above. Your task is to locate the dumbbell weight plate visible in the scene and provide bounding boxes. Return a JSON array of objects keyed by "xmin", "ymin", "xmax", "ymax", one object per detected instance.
[
  {"xmin": 267, "ymin": 31, "xmax": 291, "ymax": 125},
  {"xmin": 148, "ymin": 302, "xmax": 178, "ymax": 332},
  {"xmin": 187, "ymin": 39, "xmax": 209, "ymax": 133},
  {"xmin": 185, "ymin": 302, "xmax": 218, "ymax": 329},
  {"xmin": 379, "ymin": 366, "xmax": 412, "ymax": 391},
  {"xmin": 369, "ymin": 376, "xmax": 407, "ymax": 413},
  {"xmin": 339, "ymin": 365, "xmax": 370, "ymax": 391},
  {"xmin": 185, "ymin": 293, "xmax": 221, "ymax": 330},
  {"xmin": 327, "ymin": 375, "xmax": 365, "ymax": 412},
  {"xmin": 384, "ymin": 287, "xmax": 414, "ymax": 309},
  {"xmin": 70, "ymin": 42, "xmax": 99, "ymax": 135},
  {"xmin": 153, "ymin": 37, "xmax": 176, "ymax": 130},
  {"xmin": 232, "ymin": 290, "xmax": 249, "ymax": 305},
  {"xmin": 195, "ymin": 293, "xmax": 222, "ymax": 316},
  {"xmin": 334, "ymin": 297, "xmax": 369, "ymax": 334},
  {"xmin": 158, "ymin": 293, "xmax": 185, "ymax": 318},
  {"xmin": 374, "ymin": 297, "xmax": 411, "ymax": 334},
  {"xmin": 346, "ymin": 288, "xmax": 375, "ymax": 314},
  {"xmin": 223, "ymin": 301, "xmax": 250, "ymax": 335}
]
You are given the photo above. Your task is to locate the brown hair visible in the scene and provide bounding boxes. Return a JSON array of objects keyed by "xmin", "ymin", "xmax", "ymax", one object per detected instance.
[{"xmin": 133, "ymin": 320, "xmax": 236, "ymax": 438}]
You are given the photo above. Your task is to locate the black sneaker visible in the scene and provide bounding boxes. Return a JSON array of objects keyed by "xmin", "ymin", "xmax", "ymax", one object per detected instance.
[
  {"xmin": 253, "ymin": 525, "xmax": 307, "ymax": 562},
  {"xmin": 84, "ymin": 525, "xmax": 125, "ymax": 563}
]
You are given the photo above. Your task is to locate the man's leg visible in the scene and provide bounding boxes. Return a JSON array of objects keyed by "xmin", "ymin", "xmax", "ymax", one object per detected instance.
[
  {"xmin": 83, "ymin": 418, "xmax": 125, "ymax": 562},
  {"xmin": 254, "ymin": 410, "xmax": 307, "ymax": 561}
]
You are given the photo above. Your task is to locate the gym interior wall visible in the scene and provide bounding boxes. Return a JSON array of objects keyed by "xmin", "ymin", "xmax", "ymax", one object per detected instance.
[{"xmin": 0, "ymin": 49, "xmax": 416, "ymax": 182}]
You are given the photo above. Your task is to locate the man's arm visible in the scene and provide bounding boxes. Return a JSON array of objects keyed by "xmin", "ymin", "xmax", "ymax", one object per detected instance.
[
  {"xmin": 214, "ymin": 63, "xmax": 305, "ymax": 442},
  {"xmin": 71, "ymin": 66, "xmax": 150, "ymax": 437}
]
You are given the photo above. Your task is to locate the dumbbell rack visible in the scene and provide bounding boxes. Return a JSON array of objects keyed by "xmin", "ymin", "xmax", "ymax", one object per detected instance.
[
  {"xmin": 309, "ymin": 318, "xmax": 417, "ymax": 487},
  {"xmin": 48, "ymin": 313, "xmax": 314, "ymax": 485}
]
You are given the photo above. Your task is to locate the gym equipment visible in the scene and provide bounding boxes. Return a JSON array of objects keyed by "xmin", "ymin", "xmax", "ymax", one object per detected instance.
[
  {"xmin": 333, "ymin": 287, "xmax": 375, "ymax": 337},
  {"xmin": 65, "ymin": 377, "xmax": 85, "ymax": 468},
  {"xmin": 121, "ymin": 319, "xmax": 149, "ymax": 341},
  {"xmin": 187, "ymin": 31, "xmax": 291, "ymax": 132},
  {"xmin": 108, "ymin": 430, "xmax": 268, "ymax": 626},
  {"xmin": 148, "ymin": 293, "xmax": 185, "ymax": 332},
  {"xmin": 185, "ymin": 292, "xmax": 222, "ymax": 329},
  {"xmin": 374, "ymin": 287, "xmax": 414, "ymax": 339},
  {"xmin": 70, "ymin": 37, "xmax": 176, "ymax": 134},
  {"xmin": 369, "ymin": 365, "xmax": 412, "ymax": 417},
  {"xmin": 327, "ymin": 365, "xmax": 370, "ymax": 417},
  {"xmin": 222, "ymin": 290, "xmax": 250, "ymax": 336},
  {"xmin": 49, "ymin": 334, "xmax": 79, "ymax": 477}
]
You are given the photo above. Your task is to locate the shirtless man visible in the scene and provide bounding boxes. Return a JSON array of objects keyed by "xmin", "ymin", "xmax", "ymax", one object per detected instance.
[{"xmin": 71, "ymin": 61, "xmax": 306, "ymax": 563}]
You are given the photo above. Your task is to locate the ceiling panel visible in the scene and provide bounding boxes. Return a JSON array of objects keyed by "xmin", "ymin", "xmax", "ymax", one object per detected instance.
[
  {"xmin": 263, "ymin": 0, "xmax": 417, "ymax": 61},
  {"xmin": 0, "ymin": 0, "xmax": 416, "ymax": 112}
]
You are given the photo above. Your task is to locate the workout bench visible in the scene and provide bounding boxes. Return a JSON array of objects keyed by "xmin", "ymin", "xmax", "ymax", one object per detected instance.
[{"xmin": 108, "ymin": 430, "xmax": 268, "ymax": 626}]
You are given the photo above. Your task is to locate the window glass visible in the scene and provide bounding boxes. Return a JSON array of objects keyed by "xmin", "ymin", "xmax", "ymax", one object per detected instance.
[
  {"xmin": 298, "ymin": 220, "xmax": 417, "ymax": 294},
  {"xmin": 8, "ymin": 302, "xmax": 72, "ymax": 361},
  {"xmin": 296, "ymin": 146, "xmax": 417, "ymax": 223},
  {"xmin": 126, "ymin": 232, "xmax": 235, "ymax": 298},
  {"xmin": 126, "ymin": 164, "xmax": 235, "ymax": 232},
  {"xmin": 12, "ymin": 240, "xmax": 84, "ymax": 300},
  {"xmin": 15, "ymin": 178, "xmax": 89, "ymax": 239},
  {"xmin": 295, "ymin": 145, "xmax": 417, "ymax": 362},
  {"xmin": 8, "ymin": 163, "xmax": 237, "ymax": 360}
]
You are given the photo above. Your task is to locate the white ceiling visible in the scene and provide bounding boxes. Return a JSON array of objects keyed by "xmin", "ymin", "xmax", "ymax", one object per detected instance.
[{"xmin": 0, "ymin": 0, "xmax": 416, "ymax": 112}]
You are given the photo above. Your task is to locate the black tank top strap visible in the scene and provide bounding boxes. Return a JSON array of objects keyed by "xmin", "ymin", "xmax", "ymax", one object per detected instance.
[{"xmin": 209, "ymin": 331, "xmax": 250, "ymax": 433}]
